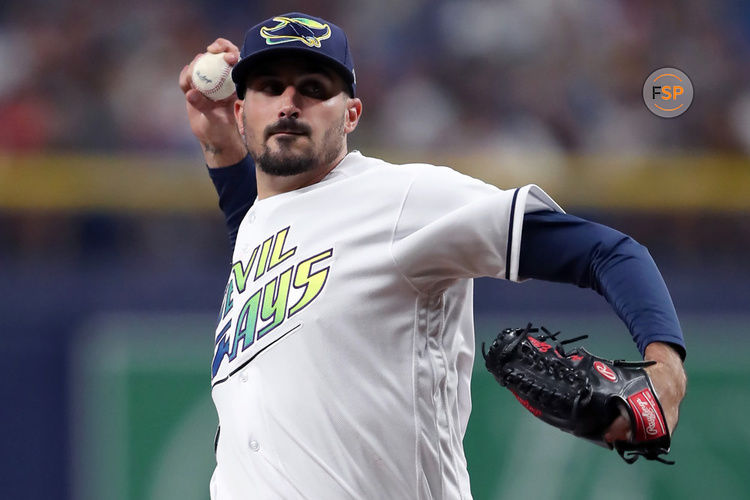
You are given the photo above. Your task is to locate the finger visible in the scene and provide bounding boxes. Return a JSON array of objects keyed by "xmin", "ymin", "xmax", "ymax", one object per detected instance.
[
  {"xmin": 205, "ymin": 38, "xmax": 240, "ymax": 66},
  {"xmin": 223, "ymin": 52, "xmax": 239, "ymax": 66},
  {"xmin": 186, "ymin": 88, "xmax": 217, "ymax": 113},
  {"xmin": 178, "ymin": 64, "xmax": 192, "ymax": 93},
  {"xmin": 208, "ymin": 38, "xmax": 240, "ymax": 56},
  {"xmin": 179, "ymin": 53, "xmax": 213, "ymax": 93}
]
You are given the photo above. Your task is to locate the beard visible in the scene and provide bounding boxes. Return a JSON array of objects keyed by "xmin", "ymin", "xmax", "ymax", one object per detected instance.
[
  {"xmin": 255, "ymin": 148, "xmax": 317, "ymax": 176},
  {"xmin": 245, "ymin": 115, "xmax": 345, "ymax": 177}
]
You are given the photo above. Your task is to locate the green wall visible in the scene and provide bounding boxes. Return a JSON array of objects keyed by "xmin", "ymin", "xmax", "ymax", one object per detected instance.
[{"xmin": 71, "ymin": 313, "xmax": 749, "ymax": 500}]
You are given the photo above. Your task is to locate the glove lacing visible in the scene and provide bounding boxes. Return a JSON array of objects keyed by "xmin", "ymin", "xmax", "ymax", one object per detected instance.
[{"xmin": 485, "ymin": 324, "xmax": 592, "ymax": 418}]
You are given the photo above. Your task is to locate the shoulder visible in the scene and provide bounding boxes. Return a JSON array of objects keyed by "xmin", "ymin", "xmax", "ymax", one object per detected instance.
[
  {"xmin": 399, "ymin": 162, "xmax": 503, "ymax": 213},
  {"xmin": 349, "ymin": 151, "xmax": 501, "ymax": 197}
]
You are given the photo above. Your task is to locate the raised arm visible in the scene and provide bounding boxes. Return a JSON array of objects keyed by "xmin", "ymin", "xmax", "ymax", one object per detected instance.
[
  {"xmin": 179, "ymin": 38, "xmax": 257, "ymax": 249},
  {"xmin": 178, "ymin": 38, "xmax": 247, "ymax": 167}
]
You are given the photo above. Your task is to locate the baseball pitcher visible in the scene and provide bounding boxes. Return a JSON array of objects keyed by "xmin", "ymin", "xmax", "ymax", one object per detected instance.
[{"xmin": 179, "ymin": 12, "xmax": 687, "ymax": 500}]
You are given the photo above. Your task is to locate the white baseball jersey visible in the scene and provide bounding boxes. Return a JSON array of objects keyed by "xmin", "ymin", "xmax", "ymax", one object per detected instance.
[{"xmin": 209, "ymin": 151, "xmax": 562, "ymax": 499}]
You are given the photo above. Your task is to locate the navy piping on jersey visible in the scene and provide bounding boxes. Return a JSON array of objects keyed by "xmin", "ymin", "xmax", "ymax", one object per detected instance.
[
  {"xmin": 212, "ymin": 324, "xmax": 303, "ymax": 388},
  {"xmin": 505, "ymin": 188, "xmax": 520, "ymax": 280}
]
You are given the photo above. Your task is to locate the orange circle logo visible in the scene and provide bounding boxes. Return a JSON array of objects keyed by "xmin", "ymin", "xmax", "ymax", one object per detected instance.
[{"xmin": 643, "ymin": 68, "xmax": 693, "ymax": 118}]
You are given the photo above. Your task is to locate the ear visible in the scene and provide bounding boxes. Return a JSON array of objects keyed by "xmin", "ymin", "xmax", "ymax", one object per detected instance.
[
  {"xmin": 343, "ymin": 97, "xmax": 363, "ymax": 134},
  {"xmin": 234, "ymin": 100, "xmax": 245, "ymax": 136}
]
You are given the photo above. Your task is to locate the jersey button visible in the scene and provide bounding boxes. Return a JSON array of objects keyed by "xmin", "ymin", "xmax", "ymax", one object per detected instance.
[
  {"xmin": 239, "ymin": 372, "xmax": 248, "ymax": 383},
  {"xmin": 249, "ymin": 440, "xmax": 260, "ymax": 452}
]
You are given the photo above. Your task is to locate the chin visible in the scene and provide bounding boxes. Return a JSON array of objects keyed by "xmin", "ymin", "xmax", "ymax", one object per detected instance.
[{"xmin": 256, "ymin": 149, "xmax": 317, "ymax": 176}]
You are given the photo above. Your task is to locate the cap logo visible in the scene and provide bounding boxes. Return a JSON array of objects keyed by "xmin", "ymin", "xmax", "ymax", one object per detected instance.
[{"xmin": 260, "ymin": 16, "xmax": 332, "ymax": 48}]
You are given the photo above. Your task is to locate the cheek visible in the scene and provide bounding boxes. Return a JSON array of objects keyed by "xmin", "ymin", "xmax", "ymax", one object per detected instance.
[
  {"xmin": 241, "ymin": 110, "xmax": 266, "ymax": 142},
  {"xmin": 311, "ymin": 102, "xmax": 346, "ymax": 135}
]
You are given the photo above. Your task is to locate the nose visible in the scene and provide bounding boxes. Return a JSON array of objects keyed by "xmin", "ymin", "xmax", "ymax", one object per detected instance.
[{"xmin": 278, "ymin": 85, "xmax": 301, "ymax": 119}]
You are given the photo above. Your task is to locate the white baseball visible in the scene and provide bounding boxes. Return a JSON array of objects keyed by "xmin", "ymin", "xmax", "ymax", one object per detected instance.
[{"xmin": 191, "ymin": 52, "xmax": 236, "ymax": 101}]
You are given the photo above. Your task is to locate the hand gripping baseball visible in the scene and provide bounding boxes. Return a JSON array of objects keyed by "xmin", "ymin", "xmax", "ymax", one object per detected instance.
[
  {"xmin": 482, "ymin": 324, "xmax": 675, "ymax": 464},
  {"xmin": 179, "ymin": 38, "xmax": 247, "ymax": 167}
]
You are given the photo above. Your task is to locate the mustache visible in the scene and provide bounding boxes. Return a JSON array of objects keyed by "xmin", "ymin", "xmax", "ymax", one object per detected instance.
[{"xmin": 265, "ymin": 118, "xmax": 311, "ymax": 139}]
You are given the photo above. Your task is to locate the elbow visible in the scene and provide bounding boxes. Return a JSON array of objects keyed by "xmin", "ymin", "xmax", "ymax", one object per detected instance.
[
  {"xmin": 588, "ymin": 235, "xmax": 653, "ymax": 290},
  {"xmin": 598, "ymin": 234, "xmax": 651, "ymax": 264}
]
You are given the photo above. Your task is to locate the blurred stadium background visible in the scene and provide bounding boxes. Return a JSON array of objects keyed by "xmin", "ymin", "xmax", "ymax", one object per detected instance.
[{"xmin": 1, "ymin": 0, "xmax": 749, "ymax": 499}]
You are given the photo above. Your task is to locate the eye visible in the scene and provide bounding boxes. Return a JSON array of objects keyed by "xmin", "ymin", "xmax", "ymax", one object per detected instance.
[
  {"xmin": 299, "ymin": 78, "xmax": 328, "ymax": 99},
  {"xmin": 251, "ymin": 78, "xmax": 284, "ymax": 96},
  {"xmin": 263, "ymin": 81, "xmax": 285, "ymax": 95}
]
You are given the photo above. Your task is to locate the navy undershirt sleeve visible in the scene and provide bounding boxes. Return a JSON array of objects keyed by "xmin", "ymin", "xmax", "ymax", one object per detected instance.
[
  {"xmin": 207, "ymin": 154, "xmax": 257, "ymax": 250},
  {"xmin": 519, "ymin": 210, "xmax": 686, "ymax": 360}
]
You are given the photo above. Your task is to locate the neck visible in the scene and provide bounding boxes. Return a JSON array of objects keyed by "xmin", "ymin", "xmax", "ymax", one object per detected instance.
[{"xmin": 256, "ymin": 148, "xmax": 348, "ymax": 199}]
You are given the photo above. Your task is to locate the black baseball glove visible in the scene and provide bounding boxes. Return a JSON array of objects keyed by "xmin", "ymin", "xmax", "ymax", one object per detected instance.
[{"xmin": 482, "ymin": 324, "xmax": 673, "ymax": 464}]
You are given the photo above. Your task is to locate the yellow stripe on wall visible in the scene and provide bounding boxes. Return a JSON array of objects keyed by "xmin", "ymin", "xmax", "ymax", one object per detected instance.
[
  {"xmin": 0, "ymin": 153, "xmax": 219, "ymax": 213},
  {"xmin": 1, "ymin": 152, "xmax": 748, "ymax": 213}
]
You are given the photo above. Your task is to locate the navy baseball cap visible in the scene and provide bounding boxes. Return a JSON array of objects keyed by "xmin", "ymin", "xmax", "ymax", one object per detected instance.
[{"xmin": 231, "ymin": 12, "xmax": 356, "ymax": 99}]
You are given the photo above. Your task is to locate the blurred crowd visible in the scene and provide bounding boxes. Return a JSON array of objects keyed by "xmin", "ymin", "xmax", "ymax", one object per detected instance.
[
  {"xmin": 1, "ymin": 7, "xmax": 748, "ymax": 498},
  {"xmin": 0, "ymin": 0, "xmax": 749, "ymax": 156}
]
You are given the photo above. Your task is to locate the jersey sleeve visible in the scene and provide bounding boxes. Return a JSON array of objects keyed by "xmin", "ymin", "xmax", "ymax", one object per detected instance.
[
  {"xmin": 390, "ymin": 165, "xmax": 562, "ymax": 293},
  {"xmin": 207, "ymin": 155, "xmax": 257, "ymax": 251}
]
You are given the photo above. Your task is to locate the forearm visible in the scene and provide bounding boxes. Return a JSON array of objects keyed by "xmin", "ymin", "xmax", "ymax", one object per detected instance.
[
  {"xmin": 208, "ymin": 155, "xmax": 257, "ymax": 249},
  {"xmin": 202, "ymin": 136, "xmax": 249, "ymax": 168},
  {"xmin": 644, "ymin": 341, "xmax": 687, "ymax": 434},
  {"xmin": 592, "ymin": 237, "xmax": 685, "ymax": 359}
]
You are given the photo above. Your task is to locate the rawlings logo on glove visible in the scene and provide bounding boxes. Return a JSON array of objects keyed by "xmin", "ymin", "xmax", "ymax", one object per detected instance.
[{"xmin": 482, "ymin": 324, "xmax": 673, "ymax": 464}]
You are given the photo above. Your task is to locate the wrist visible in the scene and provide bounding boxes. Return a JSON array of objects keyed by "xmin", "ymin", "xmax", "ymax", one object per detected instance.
[
  {"xmin": 201, "ymin": 139, "xmax": 248, "ymax": 168},
  {"xmin": 644, "ymin": 342, "xmax": 684, "ymax": 366}
]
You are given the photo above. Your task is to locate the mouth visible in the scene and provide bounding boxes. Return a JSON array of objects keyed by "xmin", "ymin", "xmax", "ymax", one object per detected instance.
[
  {"xmin": 271, "ymin": 130, "xmax": 306, "ymax": 137},
  {"xmin": 266, "ymin": 120, "xmax": 311, "ymax": 140}
]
